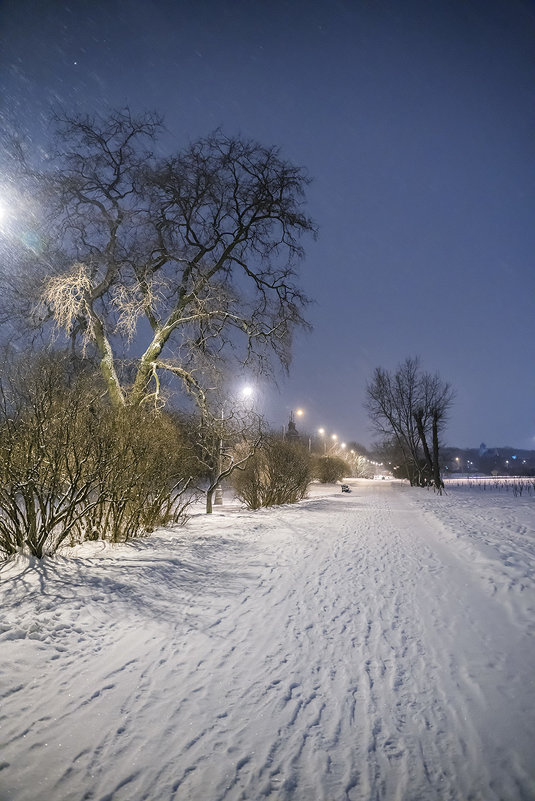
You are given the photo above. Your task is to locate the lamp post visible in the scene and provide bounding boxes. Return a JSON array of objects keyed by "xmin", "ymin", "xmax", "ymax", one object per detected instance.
[
  {"xmin": 214, "ymin": 406, "xmax": 225, "ymax": 506},
  {"xmin": 214, "ymin": 384, "xmax": 254, "ymax": 506},
  {"xmin": 292, "ymin": 408, "xmax": 311, "ymax": 451}
]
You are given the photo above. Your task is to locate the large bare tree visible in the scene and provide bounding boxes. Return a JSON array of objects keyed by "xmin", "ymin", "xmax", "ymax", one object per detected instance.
[
  {"xmin": 2, "ymin": 109, "xmax": 316, "ymax": 411},
  {"xmin": 366, "ymin": 357, "xmax": 454, "ymax": 491}
]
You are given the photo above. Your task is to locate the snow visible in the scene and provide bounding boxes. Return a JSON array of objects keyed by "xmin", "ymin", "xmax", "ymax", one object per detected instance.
[{"xmin": 1, "ymin": 480, "xmax": 534, "ymax": 801}]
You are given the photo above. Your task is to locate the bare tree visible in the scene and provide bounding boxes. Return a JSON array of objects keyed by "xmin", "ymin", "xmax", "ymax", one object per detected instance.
[
  {"xmin": 412, "ymin": 370, "xmax": 454, "ymax": 493},
  {"xmin": 189, "ymin": 399, "xmax": 265, "ymax": 514},
  {"xmin": 0, "ymin": 352, "xmax": 104, "ymax": 557},
  {"xmin": 365, "ymin": 357, "xmax": 453, "ymax": 491},
  {"xmin": 3, "ymin": 110, "xmax": 316, "ymax": 413}
]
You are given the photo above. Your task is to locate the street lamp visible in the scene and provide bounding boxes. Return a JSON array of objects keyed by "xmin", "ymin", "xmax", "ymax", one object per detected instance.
[
  {"xmin": 289, "ymin": 407, "xmax": 308, "ymax": 449},
  {"xmin": 214, "ymin": 384, "xmax": 255, "ymax": 506}
]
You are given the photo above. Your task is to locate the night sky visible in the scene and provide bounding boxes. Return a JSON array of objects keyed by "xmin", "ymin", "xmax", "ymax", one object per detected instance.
[{"xmin": 1, "ymin": 0, "xmax": 534, "ymax": 449}]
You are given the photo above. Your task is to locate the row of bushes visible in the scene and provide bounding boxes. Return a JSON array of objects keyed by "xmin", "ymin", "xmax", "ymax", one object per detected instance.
[
  {"xmin": 0, "ymin": 354, "xmax": 200, "ymax": 558},
  {"xmin": 0, "ymin": 352, "xmax": 354, "ymax": 558},
  {"xmin": 230, "ymin": 446, "xmax": 351, "ymax": 510}
]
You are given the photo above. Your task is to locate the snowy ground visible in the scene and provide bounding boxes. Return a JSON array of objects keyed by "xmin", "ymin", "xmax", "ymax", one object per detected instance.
[{"xmin": 1, "ymin": 480, "xmax": 534, "ymax": 801}]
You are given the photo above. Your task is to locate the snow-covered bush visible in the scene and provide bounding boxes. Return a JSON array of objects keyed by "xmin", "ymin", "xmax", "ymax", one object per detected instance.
[{"xmin": 232, "ymin": 439, "xmax": 311, "ymax": 509}]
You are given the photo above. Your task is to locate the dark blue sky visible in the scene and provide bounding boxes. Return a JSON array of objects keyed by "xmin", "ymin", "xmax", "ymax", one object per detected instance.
[{"xmin": 1, "ymin": 0, "xmax": 534, "ymax": 448}]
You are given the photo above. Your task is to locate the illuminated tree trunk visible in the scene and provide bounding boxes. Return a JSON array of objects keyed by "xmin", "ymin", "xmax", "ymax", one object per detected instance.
[{"xmin": 88, "ymin": 306, "xmax": 126, "ymax": 408}]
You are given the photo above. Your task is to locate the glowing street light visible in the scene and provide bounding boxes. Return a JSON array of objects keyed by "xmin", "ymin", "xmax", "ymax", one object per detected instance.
[
  {"xmin": 215, "ymin": 384, "xmax": 255, "ymax": 506},
  {"xmin": 292, "ymin": 408, "xmax": 309, "ymax": 449}
]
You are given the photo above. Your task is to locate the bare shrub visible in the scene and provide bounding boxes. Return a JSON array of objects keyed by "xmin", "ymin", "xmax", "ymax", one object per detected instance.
[
  {"xmin": 313, "ymin": 456, "xmax": 350, "ymax": 484},
  {"xmin": 0, "ymin": 352, "xmax": 103, "ymax": 558},
  {"xmin": 0, "ymin": 351, "xmax": 198, "ymax": 559},
  {"xmin": 232, "ymin": 439, "xmax": 312, "ymax": 509},
  {"xmin": 78, "ymin": 407, "xmax": 197, "ymax": 543}
]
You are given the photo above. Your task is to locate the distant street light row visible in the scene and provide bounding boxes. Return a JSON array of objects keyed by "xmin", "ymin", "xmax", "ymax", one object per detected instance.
[
  {"xmin": 292, "ymin": 415, "xmax": 348, "ymax": 454},
  {"xmin": 214, "ymin": 383, "xmax": 255, "ymax": 506},
  {"xmin": 291, "ymin": 407, "xmax": 384, "ymax": 461},
  {"xmin": 287, "ymin": 407, "xmax": 386, "ymax": 476}
]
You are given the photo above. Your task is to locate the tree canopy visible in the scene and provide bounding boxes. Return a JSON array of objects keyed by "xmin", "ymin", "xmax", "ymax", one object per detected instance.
[
  {"xmin": 2, "ymin": 109, "xmax": 316, "ymax": 411},
  {"xmin": 366, "ymin": 357, "xmax": 454, "ymax": 491}
]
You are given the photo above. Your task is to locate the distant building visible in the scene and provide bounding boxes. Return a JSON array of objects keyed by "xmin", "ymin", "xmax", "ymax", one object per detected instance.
[
  {"xmin": 286, "ymin": 412, "xmax": 300, "ymax": 442},
  {"xmin": 443, "ymin": 444, "xmax": 535, "ymax": 476}
]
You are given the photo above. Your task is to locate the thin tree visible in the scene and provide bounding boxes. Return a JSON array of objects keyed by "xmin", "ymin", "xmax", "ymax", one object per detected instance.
[{"xmin": 190, "ymin": 401, "xmax": 265, "ymax": 514}]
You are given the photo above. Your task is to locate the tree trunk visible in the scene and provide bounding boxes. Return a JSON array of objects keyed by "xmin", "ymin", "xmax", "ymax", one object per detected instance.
[
  {"xmin": 129, "ymin": 334, "xmax": 167, "ymax": 406},
  {"xmin": 88, "ymin": 307, "xmax": 126, "ymax": 408},
  {"xmin": 413, "ymin": 412, "xmax": 433, "ymax": 486},
  {"xmin": 432, "ymin": 414, "xmax": 444, "ymax": 494},
  {"xmin": 206, "ymin": 486, "xmax": 214, "ymax": 514}
]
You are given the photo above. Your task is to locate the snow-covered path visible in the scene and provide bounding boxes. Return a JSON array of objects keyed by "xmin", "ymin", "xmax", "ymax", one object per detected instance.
[{"xmin": 1, "ymin": 481, "xmax": 534, "ymax": 801}]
